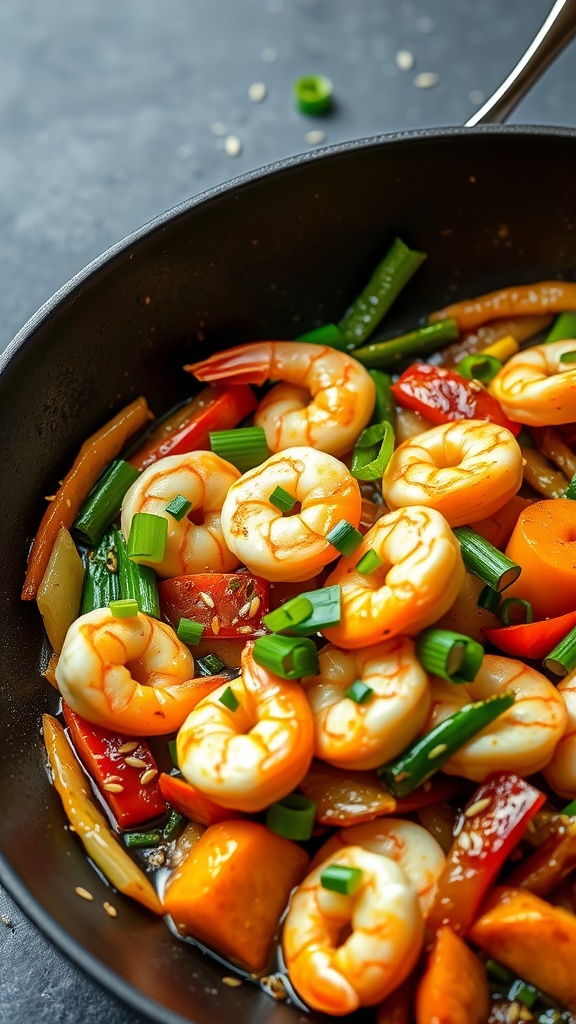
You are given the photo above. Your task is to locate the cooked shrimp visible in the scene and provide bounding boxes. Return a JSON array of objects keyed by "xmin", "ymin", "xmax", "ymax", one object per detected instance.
[
  {"xmin": 309, "ymin": 819, "xmax": 446, "ymax": 916},
  {"xmin": 282, "ymin": 846, "xmax": 423, "ymax": 1015},
  {"xmin": 220, "ymin": 445, "xmax": 361, "ymax": 583},
  {"xmin": 121, "ymin": 451, "xmax": 240, "ymax": 578},
  {"xmin": 177, "ymin": 642, "xmax": 314, "ymax": 812},
  {"xmin": 542, "ymin": 672, "xmax": 576, "ymax": 799},
  {"xmin": 55, "ymin": 608, "xmax": 219, "ymax": 735},
  {"xmin": 302, "ymin": 638, "xmax": 430, "ymax": 770},
  {"xmin": 382, "ymin": 419, "xmax": 523, "ymax": 527},
  {"xmin": 426, "ymin": 654, "xmax": 567, "ymax": 782},
  {"xmin": 489, "ymin": 339, "xmax": 576, "ymax": 425},
  {"xmin": 323, "ymin": 506, "xmax": 465, "ymax": 649},
  {"xmin": 187, "ymin": 341, "xmax": 375, "ymax": 457}
]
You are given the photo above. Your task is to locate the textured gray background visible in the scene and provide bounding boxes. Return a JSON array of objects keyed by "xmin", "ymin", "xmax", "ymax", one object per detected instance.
[{"xmin": 2, "ymin": 0, "xmax": 576, "ymax": 1021}]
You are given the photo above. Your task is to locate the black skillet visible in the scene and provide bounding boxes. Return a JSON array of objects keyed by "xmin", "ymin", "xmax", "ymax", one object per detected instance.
[{"xmin": 2, "ymin": 3, "xmax": 576, "ymax": 1022}]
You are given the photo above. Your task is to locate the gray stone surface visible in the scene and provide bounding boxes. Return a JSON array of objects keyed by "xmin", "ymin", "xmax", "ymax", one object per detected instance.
[{"xmin": 1, "ymin": 1, "xmax": 576, "ymax": 1022}]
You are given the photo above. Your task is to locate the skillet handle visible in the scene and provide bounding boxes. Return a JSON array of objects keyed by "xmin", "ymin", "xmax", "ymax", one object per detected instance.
[{"xmin": 466, "ymin": 0, "xmax": 576, "ymax": 126}]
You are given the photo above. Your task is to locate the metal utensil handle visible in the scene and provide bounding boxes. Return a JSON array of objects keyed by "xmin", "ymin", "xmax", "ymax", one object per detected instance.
[{"xmin": 466, "ymin": 0, "xmax": 576, "ymax": 126}]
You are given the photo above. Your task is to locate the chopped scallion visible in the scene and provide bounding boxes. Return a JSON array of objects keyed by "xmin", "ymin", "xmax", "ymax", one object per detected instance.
[
  {"xmin": 345, "ymin": 680, "xmax": 373, "ymax": 704},
  {"xmin": 124, "ymin": 829, "xmax": 163, "ymax": 849},
  {"xmin": 296, "ymin": 323, "xmax": 348, "ymax": 351},
  {"xmin": 263, "ymin": 596, "xmax": 314, "ymax": 633},
  {"xmin": 507, "ymin": 978, "xmax": 538, "ymax": 1009},
  {"xmin": 265, "ymin": 794, "xmax": 316, "ymax": 840},
  {"xmin": 499, "ymin": 597, "xmax": 533, "ymax": 627},
  {"xmin": 253, "ymin": 634, "xmax": 319, "ymax": 679},
  {"xmin": 369, "ymin": 369, "xmax": 396, "ymax": 427},
  {"xmin": 73, "ymin": 459, "xmax": 140, "ymax": 547},
  {"xmin": 453, "ymin": 526, "xmax": 521, "ymax": 592},
  {"xmin": 108, "ymin": 598, "xmax": 139, "ymax": 618},
  {"xmin": 326, "ymin": 519, "xmax": 363, "ymax": 556},
  {"xmin": 127, "ymin": 512, "xmax": 167, "ymax": 566},
  {"xmin": 561, "ymin": 798, "xmax": 576, "ymax": 817},
  {"xmin": 114, "ymin": 526, "xmax": 160, "ymax": 618},
  {"xmin": 566, "ymin": 473, "xmax": 576, "ymax": 500},
  {"xmin": 268, "ymin": 485, "xmax": 297, "ymax": 513},
  {"xmin": 477, "ymin": 585, "xmax": 500, "ymax": 613},
  {"xmin": 210, "ymin": 426, "xmax": 269, "ymax": 473},
  {"xmin": 353, "ymin": 318, "xmax": 458, "ymax": 368},
  {"xmin": 165, "ymin": 494, "xmax": 192, "ymax": 521},
  {"xmin": 219, "ymin": 686, "xmax": 240, "ymax": 712},
  {"xmin": 176, "ymin": 618, "xmax": 205, "ymax": 646},
  {"xmin": 416, "ymin": 628, "xmax": 484, "ymax": 684},
  {"xmin": 263, "ymin": 587, "xmax": 341, "ymax": 636},
  {"xmin": 355, "ymin": 549, "xmax": 383, "ymax": 574},
  {"xmin": 163, "ymin": 809, "xmax": 185, "ymax": 841},
  {"xmin": 485, "ymin": 960, "xmax": 515, "ymax": 985},
  {"xmin": 320, "ymin": 864, "xmax": 363, "ymax": 895},
  {"xmin": 81, "ymin": 528, "xmax": 120, "ymax": 613},
  {"xmin": 543, "ymin": 625, "xmax": 576, "ymax": 677},
  {"xmin": 559, "ymin": 350, "xmax": 576, "ymax": 364},
  {"xmin": 545, "ymin": 310, "xmax": 576, "ymax": 343},
  {"xmin": 456, "ymin": 353, "xmax": 503, "ymax": 383},
  {"xmin": 196, "ymin": 653, "xmax": 225, "ymax": 676},
  {"xmin": 293, "ymin": 74, "xmax": 333, "ymax": 115},
  {"xmin": 350, "ymin": 420, "xmax": 394, "ymax": 481},
  {"xmin": 168, "ymin": 739, "xmax": 179, "ymax": 769}
]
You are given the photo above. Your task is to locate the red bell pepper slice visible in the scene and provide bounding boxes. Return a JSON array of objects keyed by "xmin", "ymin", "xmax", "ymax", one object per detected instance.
[
  {"xmin": 483, "ymin": 609, "xmax": 576, "ymax": 660},
  {"xmin": 426, "ymin": 772, "xmax": 545, "ymax": 936},
  {"xmin": 128, "ymin": 383, "xmax": 257, "ymax": 471},
  {"xmin": 391, "ymin": 362, "xmax": 521, "ymax": 436},
  {"xmin": 158, "ymin": 772, "xmax": 241, "ymax": 826},
  {"xmin": 62, "ymin": 703, "xmax": 167, "ymax": 830},
  {"xmin": 158, "ymin": 572, "xmax": 269, "ymax": 639}
]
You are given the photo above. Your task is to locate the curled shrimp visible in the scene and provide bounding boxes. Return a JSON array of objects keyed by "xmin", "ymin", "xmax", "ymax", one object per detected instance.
[
  {"xmin": 121, "ymin": 451, "xmax": 240, "ymax": 578},
  {"xmin": 426, "ymin": 653, "xmax": 567, "ymax": 782},
  {"xmin": 55, "ymin": 608, "xmax": 219, "ymax": 735},
  {"xmin": 489, "ymin": 339, "xmax": 576, "ymax": 425},
  {"xmin": 176, "ymin": 642, "xmax": 314, "ymax": 812},
  {"xmin": 282, "ymin": 845, "xmax": 423, "ymax": 1015},
  {"xmin": 302, "ymin": 639, "xmax": 430, "ymax": 770},
  {"xmin": 542, "ymin": 672, "xmax": 576, "ymax": 799},
  {"xmin": 220, "ymin": 445, "xmax": 361, "ymax": 582},
  {"xmin": 382, "ymin": 419, "xmax": 523, "ymax": 527},
  {"xmin": 187, "ymin": 341, "xmax": 375, "ymax": 457},
  {"xmin": 309, "ymin": 819, "xmax": 446, "ymax": 916},
  {"xmin": 323, "ymin": 506, "xmax": 465, "ymax": 649}
]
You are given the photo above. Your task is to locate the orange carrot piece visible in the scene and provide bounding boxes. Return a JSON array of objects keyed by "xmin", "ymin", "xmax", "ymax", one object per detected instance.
[
  {"xmin": 471, "ymin": 494, "xmax": 534, "ymax": 551},
  {"xmin": 431, "ymin": 281, "xmax": 576, "ymax": 332},
  {"xmin": 469, "ymin": 886, "xmax": 576, "ymax": 1012},
  {"xmin": 416, "ymin": 926, "xmax": 489, "ymax": 1024},
  {"xmin": 22, "ymin": 396, "xmax": 152, "ymax": 600},
  {"xmin": 164, "ymin": 819, "xmax": 309, "ymax": 973},
  {"xmin": 504, "ymin": 498, "xmax": 576, "ymax": 619},
  {"xmin": 434, "ymin": 314, "xmax": 552, "ymax": 368}
]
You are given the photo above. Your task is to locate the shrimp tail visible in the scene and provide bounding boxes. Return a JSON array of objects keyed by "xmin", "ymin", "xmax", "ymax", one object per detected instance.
[{"xmin": 185, "ymin": 342, "xmax": 275, "ymax": 386}]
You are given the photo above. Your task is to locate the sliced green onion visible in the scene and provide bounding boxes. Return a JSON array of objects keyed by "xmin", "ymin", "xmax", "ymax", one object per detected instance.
[
  {"xmin": 416, "ymin": 629, "xmax": 484, "ymax": 684},
  {"xmin": 293, "ymin": 74, "xmax": 333, "ymax": 115},
  {"xmin": 320, "ymin": 864, "xmax": 363, "ymax": 895},
  {"xmin": 377, "ymin": 691, "xmax": 515, "ymax": 798},
  {"xmin": 559, "ymin": 350, "xmax": 576, "ymax": 364},
  {"xmin": 296, "ymin": 323, "xmax": 348, "ymax": 352},
  {"xmin": 517, "ymin": 427, "xmax": 536, "ymax": 449},
  {"xmin": 561, "ymin": 798, "xmax": 576, "ymax": 817},
  {"xmin": 266, "ymin": 586, "xmax": 342, "ymax": 637},
  {"xmin": 163, "ymin": 809, "xmax": 185, "ymax": 842},
  {"xmin": 350, "ymin": 421, "xmax": 394, "ymax": 481},
  {"xmin": 507, "ymin": 978, "xmax": 539, "ymax": 1009},
  {"xmin": 263, "ymin": 596, "xmax": 314, "ymax": 633},
  {"xmin": 453, "ymin": 526, "xmax": 521, "ymax": 592},
  {"xmin": 369, "ymin": 369, "xmax": 396, "ymax": 428},
  {"xmin": 176, "ymin": 618, "xmax": 205, "ymax": 646},
  {"xmin": 326, "ymin": 519, "xmax": 363, "ymax": 557},
  {"xmin": 165, "ymin": 494, "xmax": 192, "ymax": 521},
  {"xmin": 219, "ymin": 685, "xmax": 240, "ymax": 712},
  {"xmin": 565, "ymin": 473, "xmax": 576, "ymax": 500},
  {"xmin": 114, "ymin": 526, "xmax": 160, "ymax": 618},
  {"xmin": 127, "ymin": 512, "xmax": 167, "ymax": 566},
  {"xmin": 209, "ymin": 426, "xmax": 269, "ymax": 473},
  {"xmin": 338, "ymin": 238, "xmax": 427, "ymax": 348},
  {"xmin": 546, "ymin": 311, "xmax": 576, "ymax": 343},
  {"xmin": 108, "ymin": 598, "xmax": 139, "ymax": 618},
  {"xmin": 499, "ymin": 597, "xmax": 533, "ymax": 627},
  {"xmin": 196, "ymin": 653, "xmax": 225, "ymax": 676},
  {"xmin": 485, "ymin": 960, "xmax": 515, "ymax": 986},
  {"xmin": 168, "ymin": 739, "xmax": 179, "ymax": 769},
  {"xmin": 355, "ymin": 549, "xmax": 383, "ymax": 575},
  {"xmin": 268, "ymin": 485, "xmax": 297, "ymax": 513},
  {"xmin": 477, "ymin": 585, "xmax": 500, "ymax": 613},
  {"xmin": 353, "ymin": 318, "xmax": 458, "ymax": 368},
  {"xmin": 543, "ymin": 625, "xmax": 576, "ymax": 677},
  {"xmin": 266, "ymin": 793, "xmax": 317, "ymax": 840},
  {"xmin": 73, "ymin": 459, "xmax": 140, "ymax": 547},
  {"xmin": 81, "ymin": 528, "xmax": 120, "ymax": 614},
  {"xmin": 456, "ymin": 353, "xmax": 503, "ymax": 383},
  {"xmin": 124, "ymin": 829, "xmax": 163, "ymax": 849},
  {"xmin": 345, "ymin": 680, "xmax": 373, "ymax": 705},
  {"xmin": 253, "ymin": 634, "xmax": 320, "ymax": 679}
]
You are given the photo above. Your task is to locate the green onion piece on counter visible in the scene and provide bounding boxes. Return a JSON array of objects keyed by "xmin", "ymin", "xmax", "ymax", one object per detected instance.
[
  {"xmin": 320, "ymin": 864, "xmax": 363, "ymax": 895},
  {"xmin": 485, "ymin": 960, "xmax": 515, "ymax": 986},
  {"xmin": 545, "ymin": 311, "xmax": 576, "ymax": 342},
  {"xmin": 326, "ymin": 519, "xmax": 363, "ymax": 556},
  {"xmin": 209, "ymin": 426, "xmax": 270, "ymax": 473},
  {"xmin": 562, "ymin": 798, "xmax": 576, "ymax": 816},
  {"xmin": 81, "ymin": 528, "xmax": 120, "ymax": 614},
  {"xmin": 176, "ymin": 618, "xmax": 205, "ymax": 646},
  {"xmin": 168, "ymin": 739, "xmax": 179, "ymax": 769},
  {"xmin": 499, "ymin": 597, "xmax": 533, "ymax": 627},
  {"xmin": 253, "ymin": 634, "xmax": 320, "ymax": 679},
  {"xmin": 293, "ymin": 74, "xmax": 333, "ymax": 115},
  {"xmin": 416, "ymin": 629, "xmax": 484, "ymax": 684},
  {"xmin": 165, "ymin": 494, "xmax": 192, "ymax": 521},
  {"xmin": 219, "ymin": 686, "xmax": 240, "ymax": 712},
  {"xmin": 353, "ymin": 318, "xmax": 458, "ymax": 368},
  {"xmin": 264, "ymin": 586, "xmax": 342, "ymax": 636},
  {"xmin": 507, "ymin": 978, "xmax": 539, "ymax": 1009},
  {"xmin": 127, "ymin": 512, "xmax": 167, "ymax": 566},
  {"xmin": 369, "ymin": 369, "xmax": 396, "ymax": 427},
  {"xmin": 338, "ymin": 238, "xmax": 427, "ymax": 348},
  {"xmin": 268, "ymin": 485, "xmax": 297, "ymax": 513},
  {"xmin": 565, "ymin": 473, "xmax": 576, "ymax": 500},
  {"xmin": 266, "ymin": 794, "xmax": 317, "ymax": 840},
  {"xmin": 196, "ymin": 653, "xmax": 225, "ymax": 676},
  {"xmin": 453, "ymin": 526, "xmax": 521, "ymax": 592},
  {"xmin": 477, "ymin": 585, "xmax": 500, "ymax": 613},
  {"xmin": 163, "ymin": 810, "xmax": 185, "ymax": 842},
  {"xmin": 263, "ymin": 596, "xmax": 314, "ymax": 633},
  {"xmin": 559, "ymin": 350, "xmax": 576, "ymax": 364},
  {"xmin": 73, "ymin": 459, "xmax": 140, "ymax": 548},
  {"xmin": 456, "ymin": 353, "xmax": 503, "ymax": 383},
  {"xmin": 108, "ymin": 598, "xmax": 139, "ymax": 618},
  {"xmin": 345, "ymin": 680, "xmax": 373, "ymax": 705},
  {"xmin": 124, "ymin": 829, "xmax": 163, "ymax": 849},
  {"xmin": 114, "ymin": 527, "xmax": 160, "ymax": 618},
  {"xmin": 377, "ymin": 691, "xmax": 515, "ymax": 798},
  {"xmin": 350, "ymin": 421, "xmax": 394, "ymax": 481},
  {"xmin": 296, "ymin": 323, "xmax": 348, "ymax": 351},
  {"xmin": 355, "ymin": 549, "xmax": 383, "ymax": 575},
  {"xmin": 543, "ymin": 625, "xmax": 576, "ymax": 677}
]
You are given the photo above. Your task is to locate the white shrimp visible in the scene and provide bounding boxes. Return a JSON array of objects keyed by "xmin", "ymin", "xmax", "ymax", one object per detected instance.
[
  {"xmin": 489, "ymin": 338, "xmax": 576, "ymax": 425},
  {"xmin": 543, "ymin": 671, "xmax": 576, "ymax": 799}
]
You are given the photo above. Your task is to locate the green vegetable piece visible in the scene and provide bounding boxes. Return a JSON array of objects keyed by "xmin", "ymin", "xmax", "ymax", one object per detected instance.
[
  {"xmin": 165, "ymin": 494, "xmax": 193, "ymax": 521},
  {"xmin": 354, "ymin": 318, "xmax": 458, "ymax": 368},
  {"xmin": 320, "ymin": 865, "xmax": 363, "ymax": 895},
  {"xmin": 293, "ymin": 74, "xmax": 333, "ymax": 115},
  {"xmin": 219, "ymin": 685, "xmax": 240, "ymax": 712},
  {"xmin": 456, "ymin": 353, "xmax": 503, "ymax": 383},
  {"xmin": 176, "ymin": 618, "xmax": 205, "ymax": 646},
  {"xmin": 565, "ymin": 473, "xmax": 576, "ymax": 500},
  {"xmin": 108, "ymin": 598, "xmax": 139, "ymax": 618},
  {"xmin": 114, "ymin": 526, "xmax": 160, "ymax": 618},
  {"xmin": 124, "ymin": 830, "xmax": 163, "ymax": 849},
  {"xmin": 73, "ymin": 459, "xmax": 139, "ymax": 548},
  {"xmin": 326, "ymin": 519, "xmax": 363, "ymax": 556},
  {"xmin": 266, "ymin": 793, "xmax": 317, "ymax": 840},
  {"xmin": 350, "ymin": 421, "xmax": 395, "ymax": 481},
  {"xmin": 127, "ymin": 512, "xmax": 167, "ymax": 566},
  {"xmin": 559, "ymin": 350, "xmax": 576, "ymax": 363},
  {"xmin": 196, "ymin": 653, "xmax": 225, "ymax": 676},
  {"xmin": 297, "ymin": 323, "xmax": 348, "ymax": 351},
  {"xmin": 543, "ymin": 624, "xmax": 576, "ymax": 677},
  {"xmin": 499, "ymin": 598, "xmax": 533, "ymax": 627},
  {"xmin": 355, "ymin": 549, "xmax": 383, "ymax": 575},
  {"xmin": 268, "ymin": 485, "xmax": 297, "ymax": 513},
  {"xmin": 253, "ymin": 634, "xmax": 319, "ymax": 679},
  {"xmin": 210, "ymin": 426, "xmax": 269, "ymax": 473},
  {"xmin": 454, "ymin": 526, "xmax": 521, "ymax": 593},
  {"xmin": 163, "ymin": 810, "xmax": 185, "ymax": 842},
  {"xmin": 81, "ymin": 528, "xmax": 120, "ymax": 614},
  {"xmin": 546, "ymin": 311, "xmax": 576, "ymax": 343},
  {"xmin": 345, "ymin": 680, "xmax": 373, "ymax": 705},
  {"xmin": 477, "ymin": 585, "xmax": 500, "ymax": 614},
  {"xmin": 416, "ymin": 628, "xmax": 484, "ymax": 684},
  {"xmin": 263, "ymin": 596, "xmax": 314, "ymax": 633},
  {"xmin": 369, "ymin": 369, "xmax": 396, "ymax": 427}
]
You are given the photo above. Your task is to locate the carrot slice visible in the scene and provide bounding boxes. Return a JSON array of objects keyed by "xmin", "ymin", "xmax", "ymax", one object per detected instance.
[
  {"xmin": 503, "ymin": 498, "xmax": 576, "ymax": 619},
  {"xmin": 430, "ymin": 281, "xmax": 576, "ymax": 332},
  {"xmin": 415, "ymin": 926, "xmax": 490, "ymax": 1024},
  {"xmin": 22, "ymin": 397, "xmax": 152, "ymax": 600}
]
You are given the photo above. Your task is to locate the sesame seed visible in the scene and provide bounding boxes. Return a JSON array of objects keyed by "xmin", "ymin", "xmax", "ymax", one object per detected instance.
[
  {"xmin": 75, "ymin": 886, "xmax": 94, "ymax": 901},
  {"xmin": 140, "ymin": 768, "xmax": 157, "ymax": 785},
  {"xmin": 248, "ymin": 82, "xmax": 267, "ymax": 103},
  {"xmin": 103, "ymin": 902, "xmax": 118, "ymax": 918},
  {"xmin": 458, "ymin": 831, "xmax": 472, "ymax": 851},
  {"xmin": 465, "ymin": 797, "xmax": 492, "ymax": 818},
  {"xmin": 237, "ymin": 625, "xmax": 254, "ymax": 634},
  {"xmin": 414, "ymin": 72, "xmax": 440, "ymax": 90},
  {"xmin": 427, "ymin": 743, "xmax": 448, "ymax": 759},
  {"xmin": 125, "ymin": 756, "xmax": 148, "ymax": 769},
  {"xmin": 118, "ymin": 741, "xmax": 139, "ymax": 754},
  {"xmin": 395, "ymin": 49, "xmax": 414, "ymax": 71},
  {"xmin": 224, "ymin": 135, "xmax": 242, "ymax": 157},
  {"xmin": 238, "ymin": 602, "xmax": 251, "ymax": 617},
  {"xmin": 103, "ymin": 782, "xmax": 124, "ymax": 793},
  {"xmin": 249, "ymin": 596, "xmax": 261, "ymax": 618},
  {"xmin": 222, "ymin": 976, "xmax": 243, "ymax": 988},
  {"xmin": 468, "ymin": 829, "xmax": 483, "ymax": 852},
  {"xmin": 44, "ymin": 494, "xmax": 56, "ymax": 502},
  {"xmin": 199, "ymin": 591, "xmax": 215, "ymax": 608},
  {"xmin": 211, "ymin": 616, "xmax": 221, "ymax": 634},
  {"xmin": 1, "ymin": 915, "xmax": 13, "ymax": 927},
  {"xmin": 305, "ymin": 130, "xmax": 326, "ymax": 145}
]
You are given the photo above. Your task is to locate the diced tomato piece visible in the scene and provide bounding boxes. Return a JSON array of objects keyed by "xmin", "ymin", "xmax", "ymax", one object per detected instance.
[
  {"xmin": 483, "ymin": 609, "xmax": 576, "ymax": 660},
  {"xmin": 158, "ymin": 573, "xmax": 269, "ymax": 639},
  {"xmin": 391, "ymin": 362, "xmax": 521, "ymax": 435},
  {"xmin": 158, "ymin": 772, "xmax": 242, "ymax": 826}
]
